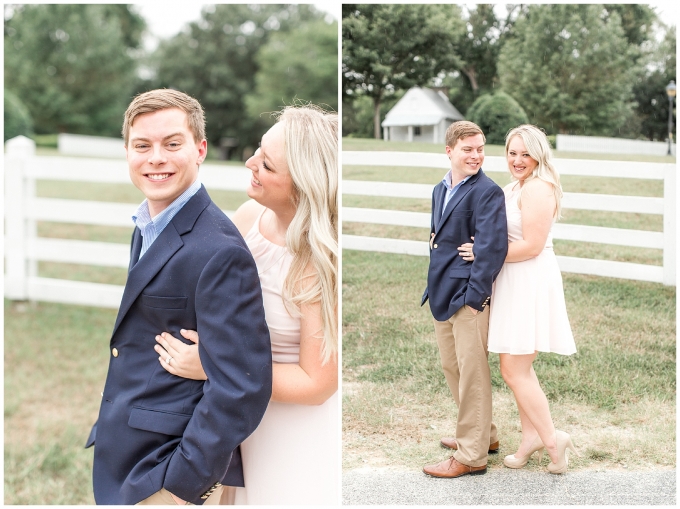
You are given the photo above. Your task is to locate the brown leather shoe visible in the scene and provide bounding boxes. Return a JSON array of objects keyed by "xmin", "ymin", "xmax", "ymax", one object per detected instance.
[
  {"xmin": 440, "ymin": 437, "xmax": 500, "ymax": 453},
  {"xmin": 423, "ymin": 456, "xmax": 487, "ymax": 478}
]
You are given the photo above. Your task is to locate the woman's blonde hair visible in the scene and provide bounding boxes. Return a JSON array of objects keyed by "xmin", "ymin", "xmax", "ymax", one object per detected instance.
[
  {"xmin": 276, "ymin": 105, "xmax": 338, "ymax": 364},
  {"xmin": 505, "ymin": 124, "xmax": 563, "ymax": 219}
]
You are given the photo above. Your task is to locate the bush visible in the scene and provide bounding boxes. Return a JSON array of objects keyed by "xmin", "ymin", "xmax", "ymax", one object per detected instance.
[
  {"xmin": 4, "ymin": 90, "xmax": 33, "ymax": 142},
  {"xmin": 467, "ymin": 91, "xmax": 529, "ymax": 145}
]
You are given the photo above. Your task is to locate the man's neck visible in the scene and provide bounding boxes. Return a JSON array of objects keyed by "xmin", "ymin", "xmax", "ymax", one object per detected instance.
[{"xmin": 448, "ymin": 169, "xmax": 477, "ymax": 188}]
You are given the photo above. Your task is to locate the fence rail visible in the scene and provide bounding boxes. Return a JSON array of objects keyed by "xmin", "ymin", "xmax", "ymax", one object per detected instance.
[
  {"xmin": 342, "ymin": 151, "xmax": 675, "ymax": 286},
  {"xmin": 4, "ymin": 135, "xmax": 250, "ymax": 308}
]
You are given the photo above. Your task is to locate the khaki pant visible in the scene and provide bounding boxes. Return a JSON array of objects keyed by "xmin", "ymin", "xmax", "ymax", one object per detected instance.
[
  {"xmin": 137, "ymin": 486, "xmax": 236, "ymax": 505},
  {"xmin": 433, "ymin": 305, "xmax": 497, "ymax": 468}
]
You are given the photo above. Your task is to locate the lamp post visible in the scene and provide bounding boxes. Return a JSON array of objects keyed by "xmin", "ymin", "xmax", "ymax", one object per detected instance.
[{"xmin": 666, "ymin": 80, "xmax": 676, "ymax": 156}]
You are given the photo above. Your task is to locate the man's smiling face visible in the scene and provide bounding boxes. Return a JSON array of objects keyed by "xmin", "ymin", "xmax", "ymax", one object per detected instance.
[
  {"xmin": 126, "ymin": 108, "xmax": 207, "ymax": 217},
  {"xmin": 446, "ymin": 133, "xmax": 485, "ymax": 181}
]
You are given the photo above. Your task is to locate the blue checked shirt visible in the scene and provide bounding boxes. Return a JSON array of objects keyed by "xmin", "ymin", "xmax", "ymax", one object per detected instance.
[
  {"xmin": 441, "ymin": 170, "xmax": 472, "ymax": 218},
  {"xmin": 132, "ymin": 179, "xmax": 202, "ymax": 260}
]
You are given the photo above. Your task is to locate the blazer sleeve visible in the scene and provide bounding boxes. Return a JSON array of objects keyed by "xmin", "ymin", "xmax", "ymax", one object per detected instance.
[
  {"xmin": 162, "ymin": 243, "xmax": 272, "ymax": 504},
  {"xmin": 465, "ymin": 185, "xmax": 508, "ymax": 310}
]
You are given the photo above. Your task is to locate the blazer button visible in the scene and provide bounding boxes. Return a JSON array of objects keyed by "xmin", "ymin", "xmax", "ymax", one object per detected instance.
[
  {"xmin": 433, "ymin": 244, "xmax": 438, "ymax": 249},
  {"xmin": 112, "ymin": 348, "xmax": 119, "ymax": 358}
]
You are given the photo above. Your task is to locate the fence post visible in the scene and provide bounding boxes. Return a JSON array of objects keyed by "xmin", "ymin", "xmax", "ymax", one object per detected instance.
[
  {"xmin": 663, "ymin": 164, "xmax": 676, "ymax": 285},
  {"xmin": 4, "ymin": 135, "xmax": 35, "ymax": 300}
]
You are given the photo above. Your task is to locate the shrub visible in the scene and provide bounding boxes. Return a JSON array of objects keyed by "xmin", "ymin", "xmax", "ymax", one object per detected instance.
[
  {"xmin": 467, "ymin": 91, "xmax": 529, "ymax": 145},
  {"xmin": 4, "ymin": 91, "xmax": 33, "ymax": 142}
]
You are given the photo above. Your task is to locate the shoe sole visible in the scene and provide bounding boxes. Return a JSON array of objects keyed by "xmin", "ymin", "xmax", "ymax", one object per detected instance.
[
  {"xmin": 423, "ymin": 467, "xmax": 488, "ymax": 478},
  {"xmin": 440, "ymin": 443, "xmax": 499, "ymax": 454}
]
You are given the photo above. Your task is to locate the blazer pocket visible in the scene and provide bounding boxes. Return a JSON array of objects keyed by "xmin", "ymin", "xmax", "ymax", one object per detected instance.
[
  {"xmin": 449, "ymin": 210, "xmax": 473, "ymax": 217},
  {"xmin": 128, "ymin": 406, "xmax": 192, "ymax": 436},
  {"xmin": 141, "ymin": 294, "xmax": 188, "ymax": 310},
  {"xmin": 449, "ymin": 268, "xmax": 471, "ymax": 278}
]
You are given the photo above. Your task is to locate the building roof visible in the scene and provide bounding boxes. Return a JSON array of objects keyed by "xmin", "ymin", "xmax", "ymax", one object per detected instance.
[{"xmin": 382, "ymin": 87, "xmax": 464, "ymax": 127}]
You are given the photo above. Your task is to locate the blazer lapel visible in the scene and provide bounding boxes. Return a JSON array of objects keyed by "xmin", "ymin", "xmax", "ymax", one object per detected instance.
[
  {"xmin": 433, "ymin": 183, "xmax": 447, "ymax": 231},
  {"xmin": 128, "ymin": 228, "xmax": 143, "ymax": 272},
  {"xmin": 111, "ymin": 186, "xmax": 212, "ymax": 336},
  {"xmin": 436, "ymin": 170, "xmax": 483, "ymax": 231},
  {"xmin": 112, "ymin": 223, "xmax": 184, "ymax": 336}
]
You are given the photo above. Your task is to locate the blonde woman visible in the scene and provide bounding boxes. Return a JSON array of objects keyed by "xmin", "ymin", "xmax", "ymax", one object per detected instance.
[
  {"xmin": 458, "ymin": 125, "xmax": 577, "ymax": 473},
  {"xmin": 154, "ymin": 105, "xmax": 338, "ymax": 504}
]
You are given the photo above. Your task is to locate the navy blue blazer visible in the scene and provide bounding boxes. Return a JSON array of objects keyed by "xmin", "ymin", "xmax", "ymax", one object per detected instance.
[
  {"xmin": 421, "ymin": 169, "xmax": 508, "ymax": 321},
  {"xmin": 86, "ymin": 186, "xmax": 272, "ymax": 505}
]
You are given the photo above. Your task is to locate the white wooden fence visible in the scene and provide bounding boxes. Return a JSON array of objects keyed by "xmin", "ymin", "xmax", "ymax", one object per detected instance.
[
  {"xmin": 556, "ymin": 134, "xmax": 675, "ymax": 157},
  {"xmin": 4, "ymin": 135, "xmax": 251, "ymax": 308},
  {"xmin": 342, "ymin": 151, "xmax": 676, "ymax": 286}
]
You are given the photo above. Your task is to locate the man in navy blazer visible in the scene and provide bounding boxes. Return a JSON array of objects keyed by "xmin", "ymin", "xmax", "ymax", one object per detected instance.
[
  {"xmin": 85, "ymin": 89, "xmax": 272, "ymax": 505},
  {"xmin": 421, "ymin": 121, "xmax": 507, "ymax": 479}
]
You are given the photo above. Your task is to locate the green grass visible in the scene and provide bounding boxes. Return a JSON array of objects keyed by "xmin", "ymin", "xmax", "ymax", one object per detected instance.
[
  {"xmin": 342, "ymin": 137, "xmax": 676, "ymax": 164},
  {"xmin": 341, "ymin": 140, "xmax": 674, "ymax": 472},
  {"xmin": 4, "ymin": 300, "xmax": 116, "ymax": 504},
  {"xmin": 342, "ymin": 250, "xmax": 676, "ymax": 471}
]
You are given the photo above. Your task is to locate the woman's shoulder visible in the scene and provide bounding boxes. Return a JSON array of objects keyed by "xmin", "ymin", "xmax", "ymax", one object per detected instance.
[
  {"xmin": 522, "ymin": 178, "xmax": 554, "ymax": 196},
  {"xmin": 231, "ymin": 199, "xmax": 265, "ymax": 237}
]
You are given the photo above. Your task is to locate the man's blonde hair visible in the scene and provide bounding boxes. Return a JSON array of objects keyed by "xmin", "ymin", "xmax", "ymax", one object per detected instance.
[
  {"xmin": 445, "ymin": 120, "xmax": 485, "ymax": 149},
  {"xmin": 122, "ymin": 89, "xmax": 206, "ymax": 145}
]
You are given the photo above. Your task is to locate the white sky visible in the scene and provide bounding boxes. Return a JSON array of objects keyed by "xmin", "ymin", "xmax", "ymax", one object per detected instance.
[{"xmin": 134, "ymin": 3, "xmax": 339, "ymax": 52}]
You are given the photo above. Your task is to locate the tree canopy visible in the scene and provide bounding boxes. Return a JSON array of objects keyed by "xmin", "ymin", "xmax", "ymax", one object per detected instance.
[
  {"xmin": 148, "ymin": 4, "xmax": 335, "ymax": 157},
  {"xmin": 4, "ymin": 4, "xmax": 145, "ymax": 136},
  {"xmin": 245, "ymin": 19, "xmax": 338, "ymax": 126},
  {"xmin": 497, "ymin": 5, "xmax": 636, "ymax": 135},
  {"xmin": 4, "ymin": 4, "xmax": 338, "ymax": 158},
  {"xmin": 343, "ymin": 4, "xmax": 465, "ymax": 138},
  {"xmin": 342, "ymin": 3, "xmax": 675, "ymax": 142}
]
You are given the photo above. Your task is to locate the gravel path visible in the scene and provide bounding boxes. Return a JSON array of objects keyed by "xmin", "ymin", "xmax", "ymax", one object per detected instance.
[{"xmin": 343, "ymin": 467, "xmax": 676, "ymax": 505}]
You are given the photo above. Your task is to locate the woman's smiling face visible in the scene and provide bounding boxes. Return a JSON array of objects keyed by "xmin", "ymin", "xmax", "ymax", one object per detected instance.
[
  {"xmin": 506, "ymin": 135, "xmax": 538, "ymax": 182},
  {"xmin": 245, "ymin": 122, "xmax": 295, "ymax": 212}
]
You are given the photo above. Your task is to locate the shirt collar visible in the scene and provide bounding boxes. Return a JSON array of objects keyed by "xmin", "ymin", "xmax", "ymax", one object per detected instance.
[
  {"xmin": 132, "ymin": 178, "xmax": 201, "ymax": 228},
  {"xmin": 442, "ymin": 170, "xmax": 472, "ymax": 191}
]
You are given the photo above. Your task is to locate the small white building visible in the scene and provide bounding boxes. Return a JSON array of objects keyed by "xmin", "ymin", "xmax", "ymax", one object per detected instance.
[{"xmin": 381, "ymin": 87, "xmax": 464, "ymax": 144}]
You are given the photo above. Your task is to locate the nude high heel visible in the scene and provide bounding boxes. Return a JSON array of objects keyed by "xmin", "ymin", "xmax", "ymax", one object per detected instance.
[
  {"xmin": 503, "ymin": 434, "xmax": 545, "ymax": 469},
  {"xmin": 547, "ymin": 430, "xmax": 579, "ymax": 474}
]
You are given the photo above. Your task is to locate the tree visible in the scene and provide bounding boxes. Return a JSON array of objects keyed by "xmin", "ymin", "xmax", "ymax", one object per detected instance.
[
  {"xmin": 4, "ymin": 90, "xmax": 33, "ymax": 141},
  {"xmin": 342, "ymin": 90, "xmax": 404, "ymax": 138},
  {"xmin": 343, "ymin": 4, "xmax": 466, "ymax": 138},
  {"xmin": 497, "ymin": 4, "xmax": 636, "ymax": 135},
  {"xmin": 603, "ymin": 4, "xmax": 656, "ymax": 47},
  {"xmin": 4, "ymin": 4, "xmax": 145, "ymax": 136},
  {"xmin": 245, "ymin": 19, "xmax": 338, "ymax": 126},
  {"xmin": 629, "ymin": 26, "xmax": 676, "ymax": 140},
  {"xmin": 149, "ymin": 4, "xmax": 327, "ymax": 158},
  {"xmin": 466, "ymin": 92, "xmax": 529, "ymax": 144}
]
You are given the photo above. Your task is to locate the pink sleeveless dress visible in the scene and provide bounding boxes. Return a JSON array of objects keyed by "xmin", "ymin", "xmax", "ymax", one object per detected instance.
[
  {"xmin": 233, "ymin": 209, "xmax": 339, "ymax": 505},
  {"xmin": 488, "ymin": 183, "xmax": 576, "ymax": 355}
]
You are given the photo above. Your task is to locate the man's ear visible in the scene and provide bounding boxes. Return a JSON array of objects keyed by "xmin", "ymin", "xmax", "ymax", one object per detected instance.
[{"xmin": 197, "ymin": 139, "xmax": 207, "ymax": 165}]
